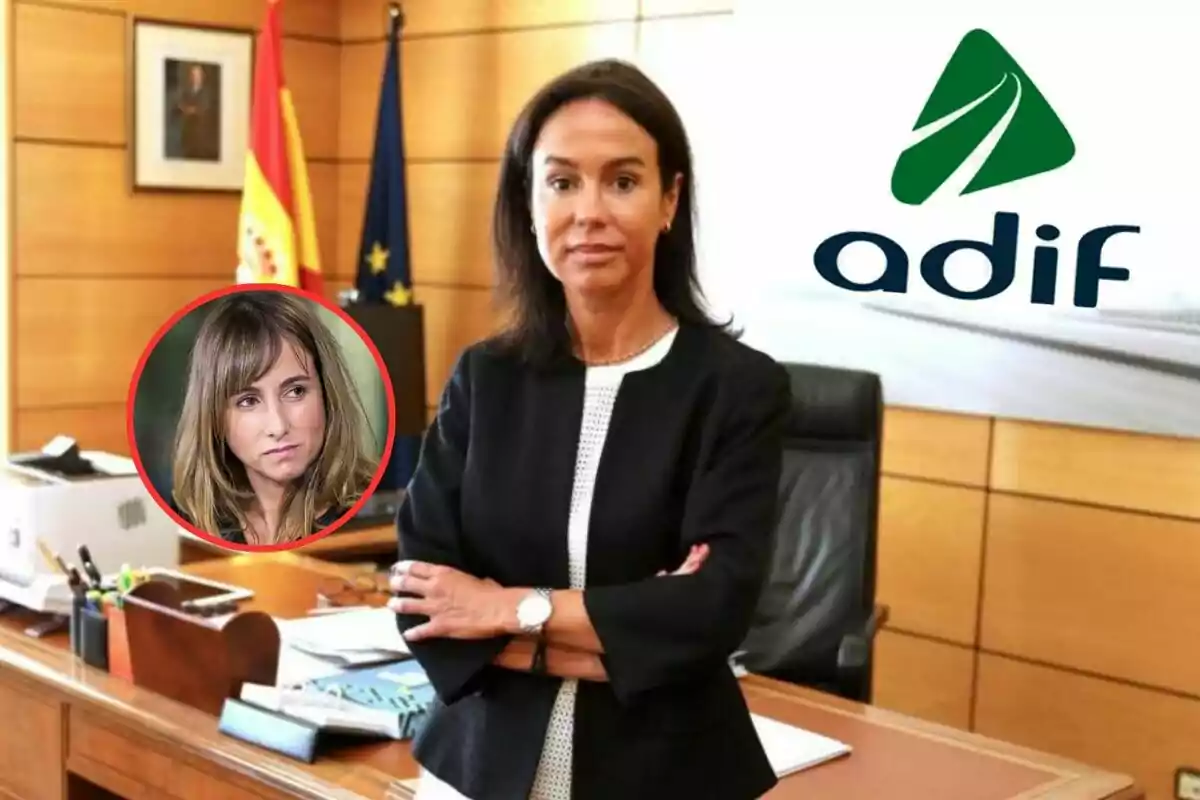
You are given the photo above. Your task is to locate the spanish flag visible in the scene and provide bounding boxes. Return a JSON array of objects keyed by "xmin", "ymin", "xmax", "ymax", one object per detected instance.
[{"xmin": 236, "ymin": 0, "xmax": 323, "ymax": 295}]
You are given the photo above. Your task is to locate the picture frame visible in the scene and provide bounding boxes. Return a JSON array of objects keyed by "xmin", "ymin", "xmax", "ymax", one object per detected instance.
[{"xmin": 131, "ymin": 19, "xmax": 254, "ymax": 193}]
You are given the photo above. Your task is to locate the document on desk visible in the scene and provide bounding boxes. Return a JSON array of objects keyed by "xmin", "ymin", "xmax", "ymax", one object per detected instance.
[
  {"xmin": 274, "ymin": 608, "xmax": 409, "ymax": 665},
  {"xmin": 751, "ymin": 713, "xmax": 851, "ymax": 777}
]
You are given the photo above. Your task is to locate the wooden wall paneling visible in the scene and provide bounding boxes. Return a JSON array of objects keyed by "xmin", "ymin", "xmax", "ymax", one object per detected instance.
[
  {"xmin": 975, "ymin": 654, "xmax": 1200, "ymax": 800},
  {"xmin": 640, "ymin": 0, "xmax": 733, "ymax": 18},
  {"xmin": 305, "ymin": 160, "xmax": 339, "ymax": 278},
  {"xmin": 336, "ymin": 162, "xmax": 369, "ymax": 279},
  {"xmin": 882, "ymin": 407, "xmax": 991, "ymax": 487},
  {"xmin": 281, "ymin": 38, "xmax": 340, "ymax": 161},
  {"xmin": 1, "ymin": 0, "xmax": 9, "ymax": 457},
  {"xmin": 341, "ymin": 24, "xmax": 639, "ymax": 162},
  {"xmin": 397, "ymin": 0, "xmax": 638, "ymax": 37},
  {"xmin": 991, "ymin": 418, "xmax": 1200, "ymax": 520},
  {"xmin": 338, "ymin": 40, "xmax": 385, "ymax": 161},
  {"xmin": 411, "ymin": 284, "xmax": 503, "ymax": 407},
  {"xmin": 15, "ymin": 404, "xmax": 128, "ymax": 455},
  {"xmin": 35, "ymin": 0, "xmax": 124, "ymax": 11},
  {"xmin": 14, "ymin": 277, "xmax": 225, "ymax": 409},
  {"xmin": 14, "ymin": 2, "xmax": 126, "ymax": 145},
  {"xmin": 981, "ymin": 494, "xmax": 1200, "ymax": 698},
  {"xmin": 342, "ymin": 0, "xmax": 389, "ymax": 42},
  {"xmin": 876, "ymin": 477, "xmax": 986, "ymax": 645},
  {"xmin": 272, "ymin": 0, "xmax": 341, "ymax": 39},
  {"xmin": 131, "ymin": 0, "xmax": 338, "ymax": 39},
  {"xmin": 871, "ymin": 629, "xmax": 975, "ymax": 730},
  {"xmin": 14, "ymin": 144, "xmax": 242, "ymax": 278},
  {"xmin": 408, "ymin": 162, "xmax": 499, "ymax": 288}
]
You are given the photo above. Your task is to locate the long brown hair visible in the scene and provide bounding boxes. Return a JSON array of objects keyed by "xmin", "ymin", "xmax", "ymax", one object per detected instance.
[
  {"xmin": 171, "ymin": 291, "xmax": 378, "ymax": 544},
  {"xmin": 492, "ymin": 58, "xmax": 733, "ymax": 367}
]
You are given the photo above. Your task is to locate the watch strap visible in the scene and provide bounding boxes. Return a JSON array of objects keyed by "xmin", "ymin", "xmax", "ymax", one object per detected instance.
[{"xmin": 531, "ymin": 637, "xmax": 548, "ymax": 675}]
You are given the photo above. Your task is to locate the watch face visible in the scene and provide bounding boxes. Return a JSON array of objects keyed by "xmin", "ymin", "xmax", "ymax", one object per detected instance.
[{"xmin": 519, "ymin": 593, "xmax": 552, "ymax": 627}]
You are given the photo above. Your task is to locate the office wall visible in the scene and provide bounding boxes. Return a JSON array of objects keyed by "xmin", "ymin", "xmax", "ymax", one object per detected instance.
[
  {"xmin": 337, "ymin": 3, "xmax": 1200, "ymax": 800},
  {"xmin": 1, "ymin": 0, "xmax": 10, "ymax": 457},
  {"xmin": 7, "ymin": 0, "xmax": 342, "ymax": 456}
]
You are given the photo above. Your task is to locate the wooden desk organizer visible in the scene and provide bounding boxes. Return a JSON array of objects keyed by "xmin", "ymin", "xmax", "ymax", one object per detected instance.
[{"xmin": 121, "ymin": 579, "xmax": 280, "ymax": 716}]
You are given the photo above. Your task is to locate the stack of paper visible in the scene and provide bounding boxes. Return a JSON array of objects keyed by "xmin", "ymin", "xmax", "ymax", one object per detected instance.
[
  {"xmin": 751, "ymin": 713, "xmax": 852, "ymax": 777},
  {"xmin": 269, "ymin": 608, "xmax": 410, "ymax": 687},
  {"xmin": 274, "ymin": 608, "xmax": 409, "ymax": 665},
  {"xmin": 240, "ymin": 682, "xmax": 405, "ymax": 740}
]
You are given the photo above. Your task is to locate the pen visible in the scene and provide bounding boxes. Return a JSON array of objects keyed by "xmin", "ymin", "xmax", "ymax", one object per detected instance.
[
  {"xmin": 36, "ymin": 539, "xmax": 71, "ymax": 577},
  {"xmin": 77, "ymin": 545, "xmax": 103, "ymax": 587},
  {"xmin": 66, "ymin": 566, "xmax": 87, "ymax": 599}
]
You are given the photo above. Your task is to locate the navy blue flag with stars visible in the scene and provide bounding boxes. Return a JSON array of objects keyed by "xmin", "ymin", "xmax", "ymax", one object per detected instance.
[
  {"xmin": 355, "ymin": 11, "xmax": 412, "ymax": 307},
  {"xmin": 356, "ymin": 10, "xmax": 420, "ymax": 489}
]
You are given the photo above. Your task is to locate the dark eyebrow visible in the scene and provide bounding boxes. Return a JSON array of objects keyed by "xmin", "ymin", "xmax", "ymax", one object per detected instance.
[{"xmin": 543, "ymin": 155, "xmax": 647, "ymax": 169}]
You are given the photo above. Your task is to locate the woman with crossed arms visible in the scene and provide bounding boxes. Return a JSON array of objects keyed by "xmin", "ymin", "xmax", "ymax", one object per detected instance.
[{"xmin": 388, "ymin": 58, "xmax": 792, "ymax": 800}]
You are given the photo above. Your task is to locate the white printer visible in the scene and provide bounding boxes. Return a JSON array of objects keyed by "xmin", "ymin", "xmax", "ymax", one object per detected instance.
[{"xmin": 0, "ymin": 437, "xmax": 180, "ymax": 616}]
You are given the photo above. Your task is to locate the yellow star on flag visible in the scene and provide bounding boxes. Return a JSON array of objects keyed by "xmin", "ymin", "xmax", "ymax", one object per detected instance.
[
  {"xmin": 366, "ymin": 242, "xmax": 390, "ymax": 275},
  {"xmin": 385, "ymin": 281, "xmax": 412, "ymax": 307}
]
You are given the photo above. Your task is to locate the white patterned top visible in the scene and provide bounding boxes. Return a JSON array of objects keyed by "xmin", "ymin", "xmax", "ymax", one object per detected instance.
[
  {"xmin": 529, "ymin": 325, "xmax": 679, "ymax": 799},
  {"xmin": 416, "ymin": 326, "xmax": 680, "ymax": 800}
]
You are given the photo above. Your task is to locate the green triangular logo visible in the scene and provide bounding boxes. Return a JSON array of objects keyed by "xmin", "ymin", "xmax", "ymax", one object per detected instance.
[{"xmin": 890, "ymin": 29, "xmax": 1076, "ymax": 206}]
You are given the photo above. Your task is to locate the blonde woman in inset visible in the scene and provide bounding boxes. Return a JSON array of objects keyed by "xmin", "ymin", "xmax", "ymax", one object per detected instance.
[{"xmin": 171, "ymin": 290, "xmax": 379, "ymax": 547}]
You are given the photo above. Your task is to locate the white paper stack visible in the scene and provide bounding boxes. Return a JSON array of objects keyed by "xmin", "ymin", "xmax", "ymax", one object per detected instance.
[
  {"xmin": 239, "ymin": 682, "xmax": 404, "ymax": 740},
  {"xmin": 274, "ymin": 608, "xmax": 409, "ymax": 666}
]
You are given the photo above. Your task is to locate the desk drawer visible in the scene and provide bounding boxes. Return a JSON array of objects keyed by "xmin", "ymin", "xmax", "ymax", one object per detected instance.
[
  {"xmin": 67, "ymin": 707, "xmax": 279, "ymax": 800},
  {"xmin": 0, "ymin": 671, "xmax": 64, "ymax": 800}
]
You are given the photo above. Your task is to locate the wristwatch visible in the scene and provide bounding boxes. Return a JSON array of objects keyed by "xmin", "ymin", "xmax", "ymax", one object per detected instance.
[{"xmin": 516, "ymin": 588, "xmax": 553, "ymax": 636}]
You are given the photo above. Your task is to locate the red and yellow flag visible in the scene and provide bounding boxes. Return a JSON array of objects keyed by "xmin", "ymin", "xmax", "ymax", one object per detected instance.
[{"xmin": 236, "ymin": 0, "xmax": 323, "ymax": 295}]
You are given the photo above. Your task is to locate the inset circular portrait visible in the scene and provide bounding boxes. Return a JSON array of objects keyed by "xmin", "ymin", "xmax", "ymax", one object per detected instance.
[{"xmin": 127, "ymin": 285, "xmax": 396, "ymax": 551}]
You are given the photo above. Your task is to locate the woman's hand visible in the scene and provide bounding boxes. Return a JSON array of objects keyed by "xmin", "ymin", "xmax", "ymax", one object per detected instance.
[
  {"xmin": 387, "ymin": 560, "xmax": 516, "ymax": 642},
  {"xmin": 657, "ymin": 543, "xmax": 710, "ymax": 577}
]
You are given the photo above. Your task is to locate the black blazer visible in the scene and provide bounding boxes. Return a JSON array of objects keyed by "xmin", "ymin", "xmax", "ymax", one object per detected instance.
[{"xmin": 394, "ymin": 322, "xmax": 793, "ymax": 800}]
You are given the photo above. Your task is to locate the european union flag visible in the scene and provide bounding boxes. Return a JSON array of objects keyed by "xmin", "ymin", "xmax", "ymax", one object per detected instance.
[
  {"xmin": 356, "ymin": 10, "xmax": 420, "ymax": 489},
  {"xmin": 355, "ymin": 11, "xmax": 412, "ymax": 307}
]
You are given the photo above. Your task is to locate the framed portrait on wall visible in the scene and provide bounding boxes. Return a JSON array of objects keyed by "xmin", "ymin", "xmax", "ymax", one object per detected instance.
[{"xmin": 131, "ymin": 19, "xmax": 253, "ymax": 192}]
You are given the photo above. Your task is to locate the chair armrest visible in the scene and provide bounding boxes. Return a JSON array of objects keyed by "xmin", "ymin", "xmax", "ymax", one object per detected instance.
[
  {"xmin": 863, "ymin": 603, "xmax": 889, "ymax": 639},
  {"xmin": 836, "ymin": 603, "xmax": 889, "ymax": 671}
]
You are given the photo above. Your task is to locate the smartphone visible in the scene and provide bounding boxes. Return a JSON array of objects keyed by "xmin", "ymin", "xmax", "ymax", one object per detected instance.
[{"xmin": 139, "ymin": 567, "xmax": 255, "ymax": 610}]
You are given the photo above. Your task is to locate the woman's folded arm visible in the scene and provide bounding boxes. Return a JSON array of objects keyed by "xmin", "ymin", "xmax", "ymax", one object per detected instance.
[
  {"xmin": 394, "ymin": 349, "xmax": 514, "ymax": 706},
  {"xmin": 579, "ymin": 361, "xmax": 792, "ymax": 705}
]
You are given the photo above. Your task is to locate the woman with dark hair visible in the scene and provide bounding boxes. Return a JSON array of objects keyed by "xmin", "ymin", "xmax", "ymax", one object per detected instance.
[{"xmin": 389, "ymin": 58, "xmax": 791, "ymax": 800}]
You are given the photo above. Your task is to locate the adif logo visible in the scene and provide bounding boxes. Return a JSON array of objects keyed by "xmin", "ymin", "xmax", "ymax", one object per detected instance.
[
  {"xmin": 890, "ymin": 29, "xmax": 1075, "ymax": 205},
  {"xmin": 117, "ymin": 498, "xmax": 146, "ymax": 531},
  {"xmin": 813, "ymin": 28, "xmax": 1140, "ymax": 308}
]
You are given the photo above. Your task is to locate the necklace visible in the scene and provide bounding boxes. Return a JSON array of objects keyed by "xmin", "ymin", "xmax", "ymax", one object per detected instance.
[{"xmin": 574, "ymin": 320, "xmax": 678, "ymax": 366}]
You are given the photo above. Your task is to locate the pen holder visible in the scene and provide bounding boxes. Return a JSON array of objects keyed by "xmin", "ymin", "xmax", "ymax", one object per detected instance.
[
  {"xmin": 106, "ymin": 605, "xmax": 133, "ymax": 682},
  {"xmin": 69, "ymin": 595, "xmax": 110, "ymax": 672},
  {"xmin": 120, "ymin": 578, "xmax": 281, "ymax": 716}
]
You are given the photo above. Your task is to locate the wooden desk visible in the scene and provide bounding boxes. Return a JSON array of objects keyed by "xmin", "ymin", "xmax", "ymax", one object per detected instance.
[
  {"xmin": 179, "ymin": 525, "xmax": 400, "ymax": 565},
  {"xmin": 0, "ymin": 554, "xmax": 1142, "ymax": 800}
]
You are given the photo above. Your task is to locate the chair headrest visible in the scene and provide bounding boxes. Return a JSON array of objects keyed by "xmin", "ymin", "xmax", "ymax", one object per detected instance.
[{"xmin": 782, "ymin": 363, "xmax": 882, "ymax": 443}]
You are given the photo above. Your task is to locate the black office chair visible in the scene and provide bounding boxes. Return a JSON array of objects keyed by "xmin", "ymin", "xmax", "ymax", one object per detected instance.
[{"xmin": 737, "ymin": 362, "xmax": 888, "ymax": 703}]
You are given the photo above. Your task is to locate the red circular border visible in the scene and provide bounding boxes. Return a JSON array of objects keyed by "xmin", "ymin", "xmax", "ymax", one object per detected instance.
[{"xmin": 125, "ymin": 283, "xmax": 398, "ymax": 553}]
